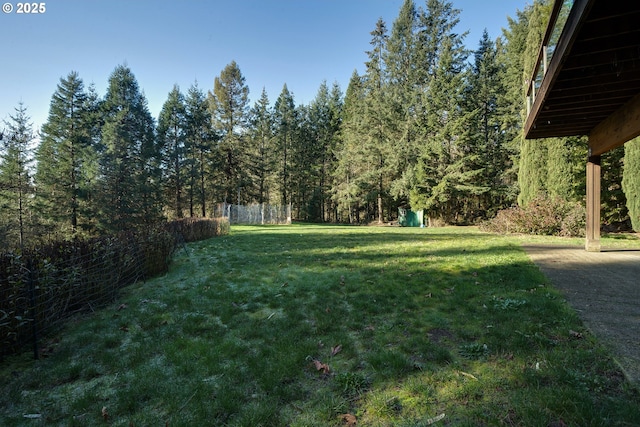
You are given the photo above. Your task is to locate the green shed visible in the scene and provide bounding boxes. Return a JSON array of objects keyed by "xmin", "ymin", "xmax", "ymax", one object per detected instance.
[{"xmin": 398, "ymin": 207, "xmax": 424, "ymax": 227}]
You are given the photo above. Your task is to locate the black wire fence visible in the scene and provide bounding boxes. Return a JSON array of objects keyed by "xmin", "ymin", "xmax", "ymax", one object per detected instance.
[{"xmin": 0, "ymin": 217, "xmax": 229, "ymax": 360}]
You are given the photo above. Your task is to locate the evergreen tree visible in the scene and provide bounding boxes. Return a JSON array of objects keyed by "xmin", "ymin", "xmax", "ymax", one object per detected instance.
[
  {"xmin": 247, "ymin": 88, "xmax": 275, "ymax": 205},
  {"xmin": 408, "ymin": 0, "xmax": 471, "ymax": 224},
  {"xmin": 498, "ymin": 5, "xmax": 534, "ymax": 200},
  {"xmin": 364, "ymin": 17, "xmax": 395, "ymax": 223},
  {"xmin": 35, "ymin": 71, "xmax": 98, "ymax": 239},
  {"xmin": 601, "ymin": 145, "xmax": 628, "ymax": 226},
  {"xmin": 464, "ymin": 30, "xmax": 508, "ymax": 218},
  {"xmin": 0, "ymin": 102, "xmax": 34, "ymax": 247},
  {"xmin": 308, "ymin": 80, "xmax": 343, "ymax": 221},
  {"xmin": 385, "ymin": 1, "xmax": 420, "ymax": 202},
  {"xmin": 208, "ymin": 61, "xmax": 250, "ymax": 204},
  {"xmin": 158, "ymin": 85, "xmax": 187, "ymax": 218},
  {"xmin": 273, "ymin": 84, "xmax": 297, "ymax": 207},
  {"xmin": 184, "ymin": 81, "xmax": 213, "ymax": 217},
  {"xmin": 332, "ymin": 70, "xmax": 367, "ymax": 223},
  {"xmin": 326, "ymin": 81, "xmax": 344, "ymax": 221},
  {"xmin": 622, "ymin": 137, "xmax": 640, "ymax": 231},
  {"xmin": 97, "ymin": 65, "xmax": 161, "ymax": 232},
  {"xmin": 517, "ymin": 0, "xmax": 553, "ymax": 206},
  {"xmin": 546, "ymin": 136, "xmax": 587, "ymax": 202},
  {"xmin": 291, "ymin": 104, "xmax": 314, "ymax": 220},
  {"xmin": 385, "ymin": 0, "xmax": 418, "ymax": 136},
  {"xmin": 410, "ymin": 29, "xmax": 471, "ymax": 224}
]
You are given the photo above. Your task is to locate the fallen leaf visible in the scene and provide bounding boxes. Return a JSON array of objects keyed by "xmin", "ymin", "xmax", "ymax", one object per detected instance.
[
  {"xmin": 339, "ymin": 413, "xmax": 357, "ymax": 425},
  {"xmin": 331, "ymin": 345, "xmax": 342, "ymax": 356},
  {"xmin": 364, "ymin": 325, "xmax": 375, "ymax": 331},
  {"xmin": 313, "ymin": 359, "xmax": 330, "ymax": 374},
  {"xmin": 101, "ymin": 406, "xmax": 109, "ymax": 421}
]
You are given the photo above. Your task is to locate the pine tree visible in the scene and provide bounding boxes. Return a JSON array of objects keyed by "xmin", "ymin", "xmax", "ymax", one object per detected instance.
[
  {"xmin": 247, "ymin": 88, "xmax": 275, "ymax": 205},
  {"xmin": 35, "ymin": 71, "xmax": 98, "ymax": 239},
  {"xmin": 208, "ymin": 61, "xmax": 250, "ymax": 205},
  {"xmin": 408, "ymin": 0, "xmax": 471, "ymax": 224},
  {"xmin": 158, "ymin": 85, "xmax": 187, "ymax": 218},
  {"xmin": 326, "ymin": 82, "xmax": 344, "ymax": 221},
  {"xmin": 517, "ymin": 0, "xmax": 553, "ymax": 206},
  {"xmin": 622, "ymin": 137, "xmax": 640, "ymax": 231},
  {"xmin": 98, "ymin": 65, "xmax": 161, "ymax": 232},
  {"xmin": 0, "ymin": 102, "xmax": 34, "ymax": 247},
  {"xmin": 273, "ymin": 84, "xmax": 297, "ymax": 208},
  {"xmin": 308, "ymin": 81, "xmax": 343, "ymax": 221},
  {"xmin": 184, "ymin": 82, "xmax": 213, "ymax": 217},
  {"xmin": 465, "ymin": 30, "xmax": 508, "ymax": 218},
  {"xmin": 601, "ymin": 145, "xmax": 628, "ymax": 226},
  {"xmin": 411, "ymin": 30, "xmax": 471, "ymax": 224},
  {"xmin": 385, "ymin": 1, "xmax": 420, "ymax": 200},
  {"xmin": 332, "ymin": 70, "xmax": 367, "ymax": 223},
  {"xmin": 366, "ymin": 18, "xmax": 396, "ymax": 223},
  {"xmin": 498, "ymin": 5, "xmax": 534, "ymax": 200},
  {"xmin": 291, "ymin": 104, "xmax": 315, "ymax": 220}
]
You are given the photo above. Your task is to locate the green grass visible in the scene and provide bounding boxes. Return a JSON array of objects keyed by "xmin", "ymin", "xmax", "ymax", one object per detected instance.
[{"xmin": 1, "ymin": 225, "xmax": 639, "ymax": 426}]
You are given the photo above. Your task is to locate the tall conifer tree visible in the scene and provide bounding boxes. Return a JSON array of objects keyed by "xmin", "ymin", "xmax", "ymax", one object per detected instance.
[
  {"xmin": 309, "ymin": 81, "xmax": 342, "ymax": 221},
  {"xmin": 158, "ymin": 85, "xmax": 187, "ymax": 218},
  {"xmin": 408, "ymin": 0, "xmax": 470, "ymax": 223},
  {"xmin": 518, "ymin": 0, "xmax": 553, "ymax": 206},
  {"xmin": 185, "ymin": 82, "xmax": 212, "ymax": 217},
  {"xmin": 208, "ymin": 61, "xmax": 250, "ymax": 204},
  {"xmin": 248, "ymin": 88, "xmax": 275, "ymax": 205},
  {"xmin": 369, "ymin": 18, "xmax": 394, "ymax": 222},
  {"xmin": 0, "ymin": 103, "xmax": 34, "ymax": 247},
  {"xmin": 273, "ymin": 84, "xmax": 297, "ymax": 207},
  {"xmin": 36, "ymin": 71, "xmax": 98, "ymax": 238},
  {"xmin": 98, "ymin": 65, "xmax": 160, "ymax": 231},
  {"xmin": 333, "ymin": 71, "xmax": 367, "ymax": 223},
  {"xmin": 464, "ymin": 30, "xmax": 509, "ymax": 217}
]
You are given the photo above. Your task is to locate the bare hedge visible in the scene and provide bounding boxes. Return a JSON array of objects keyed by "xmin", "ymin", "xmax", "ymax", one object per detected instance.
[{"xmin": 0, "ymin": 217, "xmax": 229, "ymax": 359}]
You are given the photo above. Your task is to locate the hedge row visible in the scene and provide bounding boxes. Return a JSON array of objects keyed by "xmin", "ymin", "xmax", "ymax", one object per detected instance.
[{"xmin": 0, "ymin": 217, "xmax": 229, "ymax": 359}]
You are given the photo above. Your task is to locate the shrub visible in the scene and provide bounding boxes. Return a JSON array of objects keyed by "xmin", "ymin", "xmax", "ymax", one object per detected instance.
[
  {"xmin": 481, "ymin": 194, "xmax": 585, "ymax": 237},
  {"xmin": 164, "ymin": 217, "xmax": 230, "ymax": 243}
]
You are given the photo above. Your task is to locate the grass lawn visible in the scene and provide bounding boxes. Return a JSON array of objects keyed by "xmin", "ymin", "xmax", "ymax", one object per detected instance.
[{"xmin": 1, "ymin": 225, "xmax": 639, "ymax": 426}]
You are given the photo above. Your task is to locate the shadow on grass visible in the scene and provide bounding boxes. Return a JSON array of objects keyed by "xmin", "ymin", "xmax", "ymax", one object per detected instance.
[{"xmin": 1, "ymin": 224, "xmax": 639, "ymax": 426}]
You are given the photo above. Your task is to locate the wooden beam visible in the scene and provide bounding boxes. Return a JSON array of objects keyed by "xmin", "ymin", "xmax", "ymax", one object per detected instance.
[
  {"xmin": 585, "ymin": 155, "xmax": 601, "ymax": 252},
  {"xmin": 589, "ymin": 92, "xmax": 640, "ymax": 156}
]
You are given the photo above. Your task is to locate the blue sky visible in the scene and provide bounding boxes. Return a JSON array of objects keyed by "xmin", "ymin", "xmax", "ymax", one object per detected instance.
[{"xmin": 1, "ymin": 0, "xmax": 527, "ymax": 132}]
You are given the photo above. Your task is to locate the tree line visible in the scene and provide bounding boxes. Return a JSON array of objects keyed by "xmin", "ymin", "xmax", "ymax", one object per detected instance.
[{"xmin": 1, "ymin": 0, "xmax": 639, "ymax": 248}]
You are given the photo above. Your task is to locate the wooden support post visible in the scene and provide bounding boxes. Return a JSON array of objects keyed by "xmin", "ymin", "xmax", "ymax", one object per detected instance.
[{"xmin": 586, "ymin": 154, "xmax": 601, "ymax": 252}]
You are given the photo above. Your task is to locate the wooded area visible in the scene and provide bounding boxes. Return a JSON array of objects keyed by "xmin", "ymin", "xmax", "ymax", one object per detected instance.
[{"xmin": 1, "ymin": 0, "xmax": 639, "ymax": 248}]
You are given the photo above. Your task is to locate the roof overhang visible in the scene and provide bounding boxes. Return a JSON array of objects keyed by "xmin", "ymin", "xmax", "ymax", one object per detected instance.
[{"xmin": 524, "ymin": 0, "xmax": 640, "ymax": 155}]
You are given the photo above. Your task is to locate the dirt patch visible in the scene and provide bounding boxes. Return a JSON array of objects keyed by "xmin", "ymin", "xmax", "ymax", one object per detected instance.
[{"xmin": 523, "ymin": 244, "xmax": 640, "ymax": 387}]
